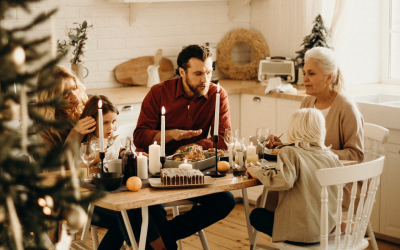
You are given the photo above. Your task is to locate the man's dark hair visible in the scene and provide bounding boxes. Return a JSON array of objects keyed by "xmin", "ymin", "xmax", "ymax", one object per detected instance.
[{"xmin": 176, "ymin": 44, "xmax": 213, "ymax": 75}]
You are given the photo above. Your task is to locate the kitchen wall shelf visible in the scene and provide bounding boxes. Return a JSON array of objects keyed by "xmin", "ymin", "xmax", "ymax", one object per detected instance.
[{"xmin": 109, "ymin": 0, "xmax": 251, "ymax": 25}]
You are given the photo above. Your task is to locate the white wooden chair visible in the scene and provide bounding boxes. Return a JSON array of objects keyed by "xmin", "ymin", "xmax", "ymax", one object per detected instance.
[
  {"xmin": 251, "ymin": 156, "xmax": 385, "ymax": 250},
  {"xmin": 165, "ymin": 200, "xmax": 210, "ymax": 250},
  {"xmin": 362, "ymin": 122, "xmax": 389, "ymax": 250}
]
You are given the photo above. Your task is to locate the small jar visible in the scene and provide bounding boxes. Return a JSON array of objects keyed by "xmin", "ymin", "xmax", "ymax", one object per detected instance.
[{"xmin": 233, "ymin": 138, "xmax": 247, "ymax": 178}]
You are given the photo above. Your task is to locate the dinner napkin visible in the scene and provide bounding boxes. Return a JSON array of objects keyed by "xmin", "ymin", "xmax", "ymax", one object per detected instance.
[{"xmin": 264, "ymin": 77, "xmax": 297, "ymax": 94}]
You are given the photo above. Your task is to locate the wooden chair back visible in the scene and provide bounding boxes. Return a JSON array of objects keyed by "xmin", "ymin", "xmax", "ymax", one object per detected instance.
[
  {"xmin": 315, "ymin": 156, "xmax": 385, "ymax": 250},
  {"xmin": 363, "ymin": 123, "xmax": 389, "ymax": 162}
]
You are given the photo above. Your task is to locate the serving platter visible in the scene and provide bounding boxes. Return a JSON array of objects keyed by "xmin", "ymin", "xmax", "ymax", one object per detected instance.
[
  {"xmin": 164, "ymin": 154, "xmax": 217, "ymax": 171},
  {"xmin": 148, "ymin": 176, "xmax": 216, "ymax": 189}
]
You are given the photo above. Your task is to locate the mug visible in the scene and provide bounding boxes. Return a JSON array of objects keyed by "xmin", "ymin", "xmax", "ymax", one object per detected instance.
[{"xmin": 107, "ymin": 159, "xmax": 122, "ymax": 173}]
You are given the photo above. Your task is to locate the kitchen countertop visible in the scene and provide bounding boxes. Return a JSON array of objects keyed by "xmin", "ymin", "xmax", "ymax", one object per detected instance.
[{"xmin": 87, "ymin": 79, "xmax": 400, "ymax": 105}]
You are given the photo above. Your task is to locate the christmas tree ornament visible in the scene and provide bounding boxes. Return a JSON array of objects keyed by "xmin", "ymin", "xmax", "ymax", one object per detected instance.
[
  {"xmin": 43, "ymin": 207, "xmax": 51, "ymax": 215},
  {"xmin": 63, "ymin": 204, "xmax": 87, "ymax": 230},
  {"xmin": 45, "ymin": 195, "xmax": 54, "ymax": 208},
  {"xmin": 38, "ymin": 198, "xmax": 46, "ymax": 207}
]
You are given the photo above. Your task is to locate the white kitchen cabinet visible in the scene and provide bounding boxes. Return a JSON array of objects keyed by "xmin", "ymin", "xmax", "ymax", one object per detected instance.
[
  {"xmin": 228, "ymin": 94, "xmax": 240, "ymax": 133},
  {"xmin": 240, "ymin": 94, "xmax": 277, "ymax": 146},
  {"xmin": 380, "ymin": 142, "xmax": 400, "ymax": 238},
  {"xmin": 276, "ymin": 98, "xmax": 301, "ymax": 142}
]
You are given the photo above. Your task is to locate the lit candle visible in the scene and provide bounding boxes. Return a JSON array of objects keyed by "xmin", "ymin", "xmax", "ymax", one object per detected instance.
[
  {"xmin": 247, "ymin": 154, "xmax": 258, "ymax": 164},
  {"xmin": 161, "ymin": 106, "xmax": 165, "ymax": 157},
  {"xmin": 149, "ymin": 141, "xmax": 160, "ymax": 173},
  {"xmin": 137, "ymin": 152, "xmax": 148, "ymax": 179},
  {"xmin": 98, "ymin": 100, "xmax": 104, "ymax": 152},
  {"xmin": 247, "ymin": 142, "xmax": 256, "ymax": 155},
  {"xmin": 228, "ymin": 142, "xmax": 234, "ymax": 167},
  {"xmin": 213, "ymin": 83, "xmax": 220, "ymax": 136},
  {"xmin": 178, "ymin": 159, "xmax": 192, "ymax": 170}
]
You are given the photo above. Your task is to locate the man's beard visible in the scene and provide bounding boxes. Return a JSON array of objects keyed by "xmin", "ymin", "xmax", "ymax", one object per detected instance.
[{"xmin": 184, "ymin": 75, "xmax": 209, "ymax": 96}]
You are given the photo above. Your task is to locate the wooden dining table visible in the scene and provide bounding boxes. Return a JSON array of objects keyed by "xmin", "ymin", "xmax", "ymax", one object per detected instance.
[
  {"xmin": 80, "ymin": 171, "xmax": 266, "ymax": 250},
  {"xmin": 42, "ymin": 159, "xmax": 357, "ymax": 250}
]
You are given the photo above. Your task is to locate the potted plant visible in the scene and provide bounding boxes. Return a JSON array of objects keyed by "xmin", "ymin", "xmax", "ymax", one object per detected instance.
[{"xmin": 58, "ymin": 20, "xmax": 93, "ymax": 83}]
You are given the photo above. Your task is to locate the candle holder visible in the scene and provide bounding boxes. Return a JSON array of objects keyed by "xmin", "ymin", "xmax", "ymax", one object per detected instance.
[
  {"xmin": 206, "ymin": 135, "xmax": 226, "ymax": 177},
  {"xmin": 151, "ymin": 156, "xmax": 165, "ymax": 178},
  {"xmin": 99, "ymin": 152, "xmax": 105, "ymax": 173}
]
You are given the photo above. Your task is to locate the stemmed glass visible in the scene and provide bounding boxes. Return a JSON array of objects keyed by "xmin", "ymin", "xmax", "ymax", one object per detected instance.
[
  {"xmin": 224, "ymin": 128, "xmax": 233, "ymax": 147},
  {"xmin": 256, "ymin": 127, "xmax": 271, "ymax": 164},
  {"xmin": 80, "ymin": 142, "xmax": 96, "ymax": 182}
]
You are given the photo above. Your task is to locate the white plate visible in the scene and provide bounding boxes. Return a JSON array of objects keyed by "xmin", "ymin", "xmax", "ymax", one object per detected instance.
[{"xmin": 148, "ymin": 176, "xmax": 216, "ymax": 189}]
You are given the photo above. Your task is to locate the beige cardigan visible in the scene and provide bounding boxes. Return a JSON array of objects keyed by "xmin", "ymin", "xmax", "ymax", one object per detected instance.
[
  {"xmin": 300, "ymin": 91, "xmax": 364, "ymax": 163},
  {"xmin": 253, "ymin": 145, "xmax": 341, "ymax": 243}
]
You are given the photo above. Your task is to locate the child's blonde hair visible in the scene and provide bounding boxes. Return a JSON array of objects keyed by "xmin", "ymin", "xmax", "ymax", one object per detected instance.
[{"xmin": 286, "ymin": 108, "xmax": 329, "ymax": 150}]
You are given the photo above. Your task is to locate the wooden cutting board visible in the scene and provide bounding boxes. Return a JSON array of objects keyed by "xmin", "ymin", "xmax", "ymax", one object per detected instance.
[{"xmin": 114, "ymin": 56, "xmax": 175, "ymax": 86}]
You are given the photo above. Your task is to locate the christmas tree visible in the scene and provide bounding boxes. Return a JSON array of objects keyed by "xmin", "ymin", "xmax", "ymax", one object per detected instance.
[
  {"xmin": 295, "ymin": 14, "xmax": 332, "ymax": 68},
  {"xmin": 0, "ymin": 1, "xmax": 103, "ymax": 249}
]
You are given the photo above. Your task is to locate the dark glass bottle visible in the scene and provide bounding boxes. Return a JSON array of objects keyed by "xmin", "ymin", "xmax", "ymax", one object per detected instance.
[{"xmin": 122, "ymin": 136, "xmax": 137, "ymax": 184}]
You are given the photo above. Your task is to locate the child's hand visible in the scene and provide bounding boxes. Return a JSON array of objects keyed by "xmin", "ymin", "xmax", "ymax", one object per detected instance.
[{"xmin": 246, "ymin": 165, "xmax": 258, "ymax": 179}]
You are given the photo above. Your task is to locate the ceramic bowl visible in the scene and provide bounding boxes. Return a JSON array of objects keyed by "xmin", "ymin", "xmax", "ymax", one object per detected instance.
[{"xmin": 93, "ymin": 173, "xmax": 124, "ymax": 191}]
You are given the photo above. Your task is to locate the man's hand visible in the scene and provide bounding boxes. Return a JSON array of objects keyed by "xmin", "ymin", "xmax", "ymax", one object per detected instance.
[
  {"xmin": 266, "ymin": 134, "xmax": 283, "ymax": 149},
  {"xmin": 169, "ymin": 129, "xmax": 202, "ymax": 141},
  {"xmin": 74, "ymin": 116, "xmax": 96, "ymax": 135}
]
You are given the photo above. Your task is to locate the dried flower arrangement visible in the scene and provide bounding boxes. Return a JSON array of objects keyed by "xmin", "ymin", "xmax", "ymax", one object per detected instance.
[{"xmin": 57, "ymin": 20, "xmax": 93, "ymax": 64}]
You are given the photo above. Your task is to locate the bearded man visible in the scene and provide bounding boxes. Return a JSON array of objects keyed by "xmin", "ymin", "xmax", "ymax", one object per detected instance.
[
  {"xmin": 134, "ymin": 44, "xmax": 231, "ymax": 155},
  {"xmin": 133, "ymin": 45, "xmax": 235, "ymax": 250}
]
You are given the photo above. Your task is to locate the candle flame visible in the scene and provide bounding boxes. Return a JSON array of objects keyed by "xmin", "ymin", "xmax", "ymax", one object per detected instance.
[
  {"xmin": 154, "ymin": 141, "xmax": 157, "ymax": 145},
  {"xmin": 250, "ymin": 142, "xmax": 253, "ymax": 146},
  {"xmin": 139, "ymin": 152, "xmax": 142, "ymax": 156},
  {"xmin": 184, "ymin": 159, "xmax": 187, "ymax": 163},
  {"xmin": 217, "ymin": 83, "xmax": 220, "ymax": 92},
  {"xmin": 162, "ymin": 106, "xmax": 165, "ymax": 115},
  {"xmin": 98, "ymin": 100, "xmax": 103, "ymax": 108}
]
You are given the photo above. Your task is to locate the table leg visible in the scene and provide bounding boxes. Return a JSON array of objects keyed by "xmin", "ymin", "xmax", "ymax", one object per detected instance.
[
  {"xmin": 121, "ymin": 207, "xmax": 149, "ymax": 250},
  {"xmin": 242, "ymin": 188, "xmax": 254, "ymax": 246},
  {"xmin": 250, "ymin": 187, "xmax": 268, "ymax": 250},
  {"xmin": 81, "ymin": 203, "xmax": 95, "ymax": 243}
]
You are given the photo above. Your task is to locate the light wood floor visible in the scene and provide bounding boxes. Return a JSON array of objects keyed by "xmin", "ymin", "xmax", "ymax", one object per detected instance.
[{"xmin": 80, "ymin": 203, "xmax": 400, "ymax": 250}]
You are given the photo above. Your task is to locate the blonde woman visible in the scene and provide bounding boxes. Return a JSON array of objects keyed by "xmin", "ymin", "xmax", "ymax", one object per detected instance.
[
  {"xmin": 36, "ymin": 65, "xmax": 96, "ymax": 151},
  {"xmin": 247, "ymin": 108, "xmax": 342, "ymax": 243}
]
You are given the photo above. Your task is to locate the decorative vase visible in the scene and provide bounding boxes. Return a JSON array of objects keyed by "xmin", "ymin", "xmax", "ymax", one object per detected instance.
[{"xmin": 71, "ymin": 64, "xmax": 89, "ymax": 84}]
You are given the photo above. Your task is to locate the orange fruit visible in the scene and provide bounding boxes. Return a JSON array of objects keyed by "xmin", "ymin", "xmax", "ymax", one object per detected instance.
[
  {"xmin": 217, "ymin": 161, "xmax": 230, "ymax": 171},
  {"xmin": 126, "ymin": 176, "xmax": 142, "ymax": 191}
]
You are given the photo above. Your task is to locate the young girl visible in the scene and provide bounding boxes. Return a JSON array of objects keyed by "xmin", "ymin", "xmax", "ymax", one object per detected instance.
[
  {"xmin": 79, "ymin": 95, "xmax": 121, "ymax": 169},
  {"xmin": 80, "ymin": 95, "xmax": 166, "ymax": 250},
  {"xmin": 247, "ymin": 108, "xmax": 341, "ymax": 243}
]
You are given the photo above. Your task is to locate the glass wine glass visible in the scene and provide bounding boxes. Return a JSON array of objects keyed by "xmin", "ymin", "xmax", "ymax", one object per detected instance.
[
  {"xmin": 224, "ymin": 128, "xmax": 232, "ymax": 147},
  {"xmin": 256, "ymin": 127, "xmax": 271, "ymax": 165},
  {"xmin": 80, "ymin": 142, "xmax": 96, "ymax": 182}
]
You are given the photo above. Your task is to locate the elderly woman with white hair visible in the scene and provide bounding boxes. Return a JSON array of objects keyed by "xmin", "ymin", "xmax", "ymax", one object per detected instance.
[
  {"xmin": 270, "ymin": 47, "xmax": 364, "ymax": 162},
  {"xmin": 247, "ymin": 108, "xmax": 342, "ymax": 243}
]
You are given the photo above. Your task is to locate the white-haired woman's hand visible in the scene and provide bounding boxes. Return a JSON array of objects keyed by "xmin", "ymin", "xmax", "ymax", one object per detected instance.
[
  {"xmin": 74, "ymin": 116, "xmax": 96, "ymax": 135},
  {"xmin": 266, "ymin": 134, "xmax": 283, "ymax": 149}
]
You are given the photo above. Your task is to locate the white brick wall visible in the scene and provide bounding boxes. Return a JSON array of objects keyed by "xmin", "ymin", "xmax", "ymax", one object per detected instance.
[{"xmin": 4, "ymin": 0, "xmax": 252, "ymax": 89}]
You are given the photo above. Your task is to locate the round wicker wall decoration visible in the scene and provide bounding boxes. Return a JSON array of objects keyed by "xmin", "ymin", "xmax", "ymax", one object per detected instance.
[{"xmin": 217, "ymin": 28, "xmax": 270, "ymax": 80}]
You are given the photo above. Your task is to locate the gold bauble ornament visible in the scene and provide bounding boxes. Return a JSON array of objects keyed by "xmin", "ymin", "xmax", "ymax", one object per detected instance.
[{"xmin": 63, "ymin": 204, "xmax": 87, "ymax": 230}]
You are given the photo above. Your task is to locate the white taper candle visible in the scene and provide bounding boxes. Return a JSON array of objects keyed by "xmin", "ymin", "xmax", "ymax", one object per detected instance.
[
  {"xmin": 213, "ymin": 83, "xmax": 220, "ymax": 136},
  {"xmin": 98, "ymin": 100, "xmax": 104, "ymax": 152},
  {"xmin": 161, "ymin": 106, "xmax": 165, "ymax": 157}
]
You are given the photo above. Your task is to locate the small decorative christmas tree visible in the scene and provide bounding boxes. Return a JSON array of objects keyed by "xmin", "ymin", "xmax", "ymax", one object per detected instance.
[
  {"xmin": 295, "ymin": 14, "xmax": 332, "ymax": 68},
  {"xmin": 0, "ymin": 1, "xmax": 103, "ymax": 249}
]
